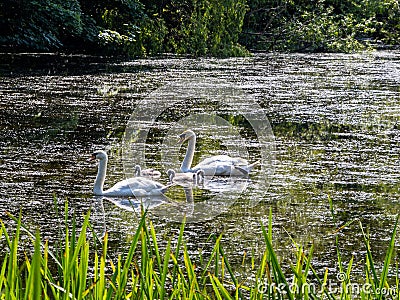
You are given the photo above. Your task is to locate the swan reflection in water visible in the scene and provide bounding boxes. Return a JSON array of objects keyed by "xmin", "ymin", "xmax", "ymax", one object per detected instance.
[
  {"xmin": 200, "ymin": 176, "xmax": 250, "ymax": 193},
  {"xmin": 154, "ymin": 176, "xmax": 252, "ymax": 223},
  {"xmin": 104, "ymin": 194, "xmax": 169, "ymax": 213},
  {"xmin": 89, "ymin": 194, "xmax": 171, "ymax": 238}
]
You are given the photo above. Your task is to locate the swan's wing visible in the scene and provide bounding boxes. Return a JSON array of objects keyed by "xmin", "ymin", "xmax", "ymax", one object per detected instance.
[
  {"xmin": 105, "ymin": 177, "xmax": 166, "ymax": 197},
  {"xmin": 215, "ymin": 165, "xmax": 234, "ymax": 175},
  {"xmin": 191, "ymin": 163, "xmax": 232, "ymax": 176},
  {"xmin": 233, "ymin": 166, "xmax": 249, "ymax": 175},
  {"xmin": 234, "ymin": 161, "xmax": 260, "ymax": 175},
  {"xmin": 192, "ymin": 155, "xmax": 256, "ymax": 176},
  {"xmin": 105, "ymin": 178, "xmax": 138, "ymax": 197},
  {"xmin": 196, "ymin": 155, "xmax": 234, "ymax": 166},
  {"xmin": 196, "ymin": 155, "xmax": 250, "ymax": 167},
  {"xmin": 113, "ymin": 178, "xmax": 142, "ymax": 189},
  {"xmin": 133, "ymin": 177, "xmax": 166, "ymax": 191},
  {"xmin": 192, "ymin": 155, "xmax": 241, "ymax": 175},
  {"xmin": 232, "ymin": 157, "xmax": 250, "ymax": 165}
]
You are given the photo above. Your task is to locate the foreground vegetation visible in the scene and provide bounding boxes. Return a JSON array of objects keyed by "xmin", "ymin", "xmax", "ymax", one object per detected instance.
[
  {"xmin": 1, "ymin": 0, "xmax": 399, "ymax": 57},
  {"xmin": 0, "ymin": 202, "xmax": 399, "ymax": 299}
]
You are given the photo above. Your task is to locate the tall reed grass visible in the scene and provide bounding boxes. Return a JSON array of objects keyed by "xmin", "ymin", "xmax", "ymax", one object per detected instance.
[{"xmin": 0, "ymin": 202, "xmax": 398, "ymax": 299}]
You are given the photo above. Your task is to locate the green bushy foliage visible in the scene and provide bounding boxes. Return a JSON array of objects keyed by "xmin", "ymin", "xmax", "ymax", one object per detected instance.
[
  {"xmin": 241, "ymin": 0, "xmax": 400, "ymax": 52},
  {"xmin": 0, "ymin": 0, "xmax": 84, "ymax": 50},
  {"xmin": 83, "ymin": 0, "xmax": 145, "ymax": 56},
  {"xmin": 0, "ymin": 0, "xmax": 398, "ymax": 55},
  {"xmin": 179, "ymin": 0, "xmax": 249, "ymax": 57}
]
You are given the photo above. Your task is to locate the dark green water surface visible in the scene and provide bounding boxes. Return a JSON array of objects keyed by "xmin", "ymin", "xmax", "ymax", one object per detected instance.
[{"xmin": 1, "ymin": 52, "xmax": 400, "ymax": 282}]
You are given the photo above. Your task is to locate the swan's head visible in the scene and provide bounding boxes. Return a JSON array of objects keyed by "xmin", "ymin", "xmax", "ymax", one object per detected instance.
[
  {"xmin": 166, "ymin": 169, "xmax": 175, "ymax": 182},
  {"xmin": 135, "ymin": 165, "xmax": 141, "ymax": 176},
  {"xmin": 195, "ymin": 169, "xmax": 205, "ymax": 183},
  {"xmin": 178, "ymin": 130, "xmax": 195, "ymax": 143},
  {"xmin": 88, "ymin": 150, "xmax": 108, "ymax": 162},
  {"xmin": 196, "ymin": 169, "xmax": 205, "ymax": 178}
]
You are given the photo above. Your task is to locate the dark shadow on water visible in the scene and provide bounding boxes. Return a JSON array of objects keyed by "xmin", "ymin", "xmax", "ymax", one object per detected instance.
[{"xmin": 0, "ymin": 53, "xmax": 155, "ymax": 76}]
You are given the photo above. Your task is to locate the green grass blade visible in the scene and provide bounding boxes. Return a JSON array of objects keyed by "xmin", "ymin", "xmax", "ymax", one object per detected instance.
[
  {"xmin": 209, "ymin": 273, "xmax": 233, "ymax": 300},
  {"xmin": 139, "ymin": 223, "xmax": 152, "ymax": 300},
  {"xmin": 0, "ymin": 253, "xmax": 8, "ymax": 293},
  {"xmin": 172, "ymin": 216, "xmax": 186, "ymax": 287},
  {"xmin": 25, "ymin": 230, "xmax": 42, "ymax": 300},
  {"xmin": 6, "ymin": 212, "xmax": 22, "ymax": 298},
  {"xmin": 108, "ymin": 211, "xmax": 148, "ymax": 299},
  {"xmin": 150, "ymin": 221, "xmax": 162, "ymax": 270},
  {"xmin": 360, "ymin": 221, "xmax": 379, "ymax": 288},
  {"xmin": 209, "ymin": 273, "xmax": 224, "ymax": 300},
  {"xmin": 268, "ymin": 207, "xmax": 272, "ymax": 242},
  {"xmin": 183, "ymin": 243, "xmax": 198, "ymax": 289},
  {"xmin": 261, "ymin": 222, "xmax": 294, "ymax": 300},
  {"xmin": 378, "ymin": 214, "xmax": 399, "ymax": 300},
  {"xmin": 201, "ymin": 234, "xmax": 222, "ymax": 279},
  {"xmin": 159, "ymin": 239, "xmax": 171, "ymax": 299},
  {"xmin": 6, "ymin": 212, "xmax": 63, "ymax": 271},
  {"xmin": 65, "ymin": 211, "xmax": 90, "ymax": 284},
  {"xmin": 218, "ymin": 242, "xmax": 242, "ymax": 299}
]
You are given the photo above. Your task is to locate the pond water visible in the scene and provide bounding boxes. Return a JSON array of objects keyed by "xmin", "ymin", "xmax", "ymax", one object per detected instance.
[{"xmin": 1, "ymin": 51, "xmax": 400, "ymax": 283}]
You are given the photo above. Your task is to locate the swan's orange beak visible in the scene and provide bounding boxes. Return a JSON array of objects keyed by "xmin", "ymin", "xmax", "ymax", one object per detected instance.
[{"xmin": 87, "ymin": 154, "xmax": 96, "ymax": 162}]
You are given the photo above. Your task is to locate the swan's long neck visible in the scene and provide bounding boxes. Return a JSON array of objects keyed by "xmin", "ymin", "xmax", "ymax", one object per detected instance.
[
  {"xmin": 94, "ymin": 158, "xmax": 107, "ymax": 195},
  {"xmin": 181, "ymin": 135, "xmax": 196, "ymax": 172}
]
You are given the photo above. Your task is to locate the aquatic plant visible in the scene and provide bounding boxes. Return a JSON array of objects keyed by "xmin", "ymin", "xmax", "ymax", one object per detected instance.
[{"xmin": 0, "ymin": 203, "xmax": 398, "ymax": 299}]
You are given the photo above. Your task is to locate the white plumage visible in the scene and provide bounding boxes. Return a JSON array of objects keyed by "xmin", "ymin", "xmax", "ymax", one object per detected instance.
[
  {"xmin": 89, "ymin": 150, "xmax": 168, "ymax": 197},
  {"xmin": 178, "ymin": 130, "xmax": 259, "ymax": 176}
]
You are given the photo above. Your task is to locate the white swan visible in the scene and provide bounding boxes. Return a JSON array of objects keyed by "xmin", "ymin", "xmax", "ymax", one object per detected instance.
[
  {"xmin": 135, "ymin": 165, "xmax": 161, "ymax": 178},
  {"xmin": 167, "ymin": 169, "xmax": 204, "ymax": 184},
  {"xmin": 178, "ymin": 130, "xmax": 259, "ymax": 176},
  {"xmin": 89, "ymin": 150, "xmax": 169, "ymax": 197}
]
